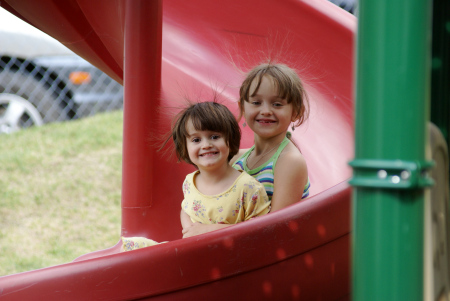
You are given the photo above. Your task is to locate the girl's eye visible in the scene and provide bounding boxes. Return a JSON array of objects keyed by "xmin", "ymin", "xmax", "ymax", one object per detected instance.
[
  {"xmin": 251, "ymin": 101, "xmax": 261, "ymax": 105},
  {"xmin": 211, "ymin": 134, "xmax": 221, "ymax": 140},
  {"xmin": 192, "ymin": 138, "xmax": 200, "ymax": 143},
  {"xmin": 273, "ymin": 102, "xmax": 283, "ymax": 107}
]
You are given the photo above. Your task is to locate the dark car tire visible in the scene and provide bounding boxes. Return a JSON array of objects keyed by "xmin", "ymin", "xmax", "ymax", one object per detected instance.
[{"xmin": 0, "ymin": 69, "xmax": 69, "ymax": 133}]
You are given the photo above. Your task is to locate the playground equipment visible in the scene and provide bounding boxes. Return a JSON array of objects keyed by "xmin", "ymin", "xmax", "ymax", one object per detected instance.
[{"xmin": 0, "ymin": 0, "xmax": 448, "ymax": 300}]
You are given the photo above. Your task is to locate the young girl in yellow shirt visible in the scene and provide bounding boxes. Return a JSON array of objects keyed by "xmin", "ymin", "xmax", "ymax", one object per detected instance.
[{"xmin": 122, "ymin": 101, "xmax": 270, "ymax": 251}]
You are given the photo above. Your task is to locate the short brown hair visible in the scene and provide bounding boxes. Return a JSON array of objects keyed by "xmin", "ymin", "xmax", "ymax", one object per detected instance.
[
  {"xmin": 239, "ymin": 63, "xmax": 309, "ymax": 128},
  {"xmin": 171, "ymin": 102, "xmax": 241, "ymax": 166}
]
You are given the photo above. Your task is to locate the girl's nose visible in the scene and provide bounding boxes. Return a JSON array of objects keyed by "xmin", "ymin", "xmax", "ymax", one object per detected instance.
[
  {"xmin": 201, "ymin": 140, "xmax": 212, "ymax": 148},
  {"xmin": 260, "ymin": 103, "xmax": 272, "ymax": 115}
]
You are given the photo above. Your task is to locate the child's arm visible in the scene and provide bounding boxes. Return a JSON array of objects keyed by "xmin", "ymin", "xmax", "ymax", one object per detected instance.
[
  {"xmin": 182, "ymin": 223, "xmax": 232, "ymax": 238},
  {"xmin": 242, "ymin": 178, "xmax": 271, "ymax": 220},
  {"xmin": 180, "ymin": 209, "xmax": 194, "ymax": 229},
  {"xmin": 181, "ymin": 210, "xmax": 232, "ymax": 238},
  {"xmin": 270, "ymin": 149, "xmax": 308, "ymax": 212}
]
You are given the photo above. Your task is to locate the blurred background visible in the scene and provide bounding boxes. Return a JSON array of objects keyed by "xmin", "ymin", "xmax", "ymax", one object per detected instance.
[{"xmin": 0, "ymin": 7, "xmax": 123, "ymax": 134}]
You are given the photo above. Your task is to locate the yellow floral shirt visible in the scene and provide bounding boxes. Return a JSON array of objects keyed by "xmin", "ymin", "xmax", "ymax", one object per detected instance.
[{"xmin": 181, "ymin": 170, "xmax": 271, "ymax": 224}]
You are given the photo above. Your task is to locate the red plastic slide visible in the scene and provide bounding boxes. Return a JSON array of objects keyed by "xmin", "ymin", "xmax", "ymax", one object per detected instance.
[{"xmin": 0, "ymin": 0, "xmax": 355, "ymax": 300}]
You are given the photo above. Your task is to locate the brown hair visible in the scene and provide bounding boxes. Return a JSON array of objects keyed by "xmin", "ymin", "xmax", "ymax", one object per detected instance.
[
  {"xmin": 239, "ymin": 63, "xmax": 309, "ymax": 128},
  {"xmin": 171, "ymin": 102, "xmax": 241, "ymax": 166}
]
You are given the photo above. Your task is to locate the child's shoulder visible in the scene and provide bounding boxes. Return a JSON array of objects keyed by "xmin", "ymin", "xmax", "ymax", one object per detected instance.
[
  {"xmin": 239, "ymin": 170, "xmax": 253, "ymax": 180},
  {"xmin": 184, "ymin": 170, "xmax": 199, "ymax": 181},
  {"xmin": 276, "ymin": 143, "xmax": 307, "ymax": 176}
]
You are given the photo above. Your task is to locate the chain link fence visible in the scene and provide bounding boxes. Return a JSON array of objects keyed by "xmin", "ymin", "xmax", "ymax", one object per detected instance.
[
  {"xmin": 0, "ymin": 11, "xmax": 123, "ymax": 134},
  {"xmin": 0, "ymin": 56, "xmax": 123, "ymax": 133}
]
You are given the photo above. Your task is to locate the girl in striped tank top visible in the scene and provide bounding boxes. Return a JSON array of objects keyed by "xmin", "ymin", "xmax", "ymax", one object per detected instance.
[{"xmin": 231, "ymin": 63, "xmax": 310, "ymax": 212}]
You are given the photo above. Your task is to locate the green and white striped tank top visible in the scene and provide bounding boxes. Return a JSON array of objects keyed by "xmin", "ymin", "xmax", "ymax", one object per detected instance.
[{"xmin": 232, "ymin": 136, "xmax": 310, "ymax": 201}]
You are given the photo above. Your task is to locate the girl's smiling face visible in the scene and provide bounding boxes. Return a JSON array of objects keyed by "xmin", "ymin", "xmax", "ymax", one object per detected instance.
[
  {"xmin": 243, "ymin": 75, "xmax": 296, "ymax": 139},
  {"xmin": 185, "ymin": 118, "xmax": 230, "ymax": 171}
]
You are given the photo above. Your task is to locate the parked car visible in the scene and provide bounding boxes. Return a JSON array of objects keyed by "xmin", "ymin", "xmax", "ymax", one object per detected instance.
[
  {"xmin": 0, "ymin": 8, "xmax": 123, "ymax": 134},
  {"xmin": 329, "ymin": 0, "xmax": 357, "ymax": 14}
]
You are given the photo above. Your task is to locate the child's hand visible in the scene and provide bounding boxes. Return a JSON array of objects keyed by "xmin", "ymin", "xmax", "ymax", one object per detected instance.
[{"xmin": 182, "ymin": 222, "xmax": 207, "ymax": 238}]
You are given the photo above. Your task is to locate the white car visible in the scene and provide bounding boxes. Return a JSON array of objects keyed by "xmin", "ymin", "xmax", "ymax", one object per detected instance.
[{"xmin": 0, "ymin": 8, "xmax": 123, "ymax": 134}]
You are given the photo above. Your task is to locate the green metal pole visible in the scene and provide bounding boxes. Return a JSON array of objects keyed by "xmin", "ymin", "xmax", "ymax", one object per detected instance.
[{"xmin": 350, "ymin": 0, "xmax": 433, "ymax": 300}]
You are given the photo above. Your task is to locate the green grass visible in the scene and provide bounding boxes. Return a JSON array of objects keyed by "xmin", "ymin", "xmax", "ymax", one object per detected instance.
[{"xmin": 0, "ymin": 111, "xmax": 123, "ymax": 276}]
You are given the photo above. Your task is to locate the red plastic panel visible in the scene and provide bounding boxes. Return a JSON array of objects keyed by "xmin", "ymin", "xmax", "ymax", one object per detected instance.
[
  {"xmin": 0, "ymin": 0, "xmax": 355, "ymax": 299},
  {"xmin": 0, "ymin": 183, "xmax": 350, "ymax": 300}
]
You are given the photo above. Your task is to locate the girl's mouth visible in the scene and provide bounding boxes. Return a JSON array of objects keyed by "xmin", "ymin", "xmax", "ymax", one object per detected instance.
[
  {"xmin": 257, "ymin": 119, "xmax": 276, "ymax": 124},
  {"xmin": 200, "ymin": 151, "xmax": 219, "ymax": 157}
]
